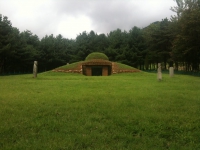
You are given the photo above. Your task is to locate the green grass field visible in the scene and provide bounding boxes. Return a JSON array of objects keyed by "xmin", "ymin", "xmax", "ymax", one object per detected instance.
[{"xmin": 0, "ymin": 72, "xmax": 200, "ymax": 150}]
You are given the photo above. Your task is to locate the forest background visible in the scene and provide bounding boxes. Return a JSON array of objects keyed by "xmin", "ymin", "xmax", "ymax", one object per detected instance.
[{"xmin": 0, "ymin": 0, "xmax": 200, "ymax": 74}]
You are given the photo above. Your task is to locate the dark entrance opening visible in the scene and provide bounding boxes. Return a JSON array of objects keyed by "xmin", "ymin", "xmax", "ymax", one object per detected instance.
[{"xmin": 92, "ymin": 67, "xmax": 102, "ymax": 76}]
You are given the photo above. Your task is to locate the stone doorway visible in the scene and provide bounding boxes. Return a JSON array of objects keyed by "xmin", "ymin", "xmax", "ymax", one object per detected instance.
[
  {"xmin": 82, "ymin": 60, "xmax": 112, "ymax": 76},
  {"xmin": 92, "ymin": 67, "xmax": 102, "ymax": 76}
]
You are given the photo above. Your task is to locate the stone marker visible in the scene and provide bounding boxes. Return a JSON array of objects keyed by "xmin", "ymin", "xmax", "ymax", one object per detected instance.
[
  {"xmin": 169, "ymin": 67, "xmax": 174, "ymax": 77},
  {"xmin": 157, "ymin": 63, "xmax": 162, "ymax": 81},
  {"xmin": 33, "ymin": 61, "xmax": 38, "ymax": 78}
]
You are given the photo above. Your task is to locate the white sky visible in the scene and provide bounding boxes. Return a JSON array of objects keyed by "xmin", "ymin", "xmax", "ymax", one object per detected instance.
[{"xmin": 0, "ymin": 0, "xmax": 177, "ymax": 39}]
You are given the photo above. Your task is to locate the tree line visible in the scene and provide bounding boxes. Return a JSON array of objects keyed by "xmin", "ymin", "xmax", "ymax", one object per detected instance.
[{"xmin": 0, "ymin": 0, "xmax": 200, "ymax": 74}]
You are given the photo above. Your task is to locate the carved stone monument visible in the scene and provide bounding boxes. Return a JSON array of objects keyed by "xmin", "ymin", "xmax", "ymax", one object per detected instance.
[
  {"xmin": 157, "ymin": 63, "xmax": 162, "ymax": 81},
  {"xmin": 169, "ymin": 67, "xmax": 174, "ymax": 77},
  {"xmin": 33, "ymin": 61, "xmax": 38, "ymax": 78}
]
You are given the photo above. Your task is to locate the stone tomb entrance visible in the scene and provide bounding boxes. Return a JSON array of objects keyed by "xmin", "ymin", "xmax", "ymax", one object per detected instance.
[
  {"xmin": 82, "ymin": 60, "xmax": 112, "ymax": 76},
  {"xmin": 92, "ymin": 66, "xmax": 102, "ymax": 76}
]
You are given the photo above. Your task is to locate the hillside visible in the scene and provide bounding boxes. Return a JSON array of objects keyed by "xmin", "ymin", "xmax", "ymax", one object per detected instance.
[{"xmin": 52, "ymin": 61, "xmax": 141, "ymax": 74}]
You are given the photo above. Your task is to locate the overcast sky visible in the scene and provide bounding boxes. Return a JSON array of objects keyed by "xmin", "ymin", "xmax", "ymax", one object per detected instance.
[{"xmin": 0, "ymin": 0, "xmax": 177, "ymax": 39}]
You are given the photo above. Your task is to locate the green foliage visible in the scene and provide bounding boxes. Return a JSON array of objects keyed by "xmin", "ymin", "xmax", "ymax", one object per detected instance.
[
  {"xmin": 85, "ymin": 52, "xmax": 109, "ymax": 61},
  {"xmin": 143, "ymin": 19, "xmax": 173, "ymax": 69},
  {"xmin": 0, "ymin": 15, "xmax": 14, "ymax": 73},
  {"xmin": 73, "ymin": 31, "xmax": 109, "ymax": 62},
  {"xmin": 172, "ymin": 1, "xmax": 200, "ymax": 71},
  {"xmin": 39, "ymin": 34, "xmax": 71, "ymax": 71},
  {"xmin": 0, "ymin": 73, "xmax": 200, "ymax": 149},
  {"xmin": 0, "ymin": 16, "xmax": 39, "ymax": 73},
  {"xmin": 1, "ymin": 1, "xmax": 200, "ymax": 74}
]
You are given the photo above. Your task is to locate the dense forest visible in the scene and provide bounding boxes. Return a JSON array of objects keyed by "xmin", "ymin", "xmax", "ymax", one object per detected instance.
[{"xmin": 0, "ymin": 0, "xmax": 200, "ymax": 74}]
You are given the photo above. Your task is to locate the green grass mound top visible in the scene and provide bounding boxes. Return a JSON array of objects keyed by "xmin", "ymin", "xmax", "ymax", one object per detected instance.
[
  {"xmin": 112, "ymin": 62, "xmax": 141, "ymax": 73},
  {"xmin": 53, "ymin": 61, "xmax": 141, "ymax": 74},
  {"xmin": 56, "ymin": 61, "xmax": 82, "ymax": 70},
  {"xmin": 52, "ymin": 61, "xmax": 83, "ymax": 73},
  {"xmin": 85, "ymin": 52, "xmax": 109, "ymax": 61},
  {"xmin": 115, "ymin": 62, "xmax": 136, "ymax": 70}
]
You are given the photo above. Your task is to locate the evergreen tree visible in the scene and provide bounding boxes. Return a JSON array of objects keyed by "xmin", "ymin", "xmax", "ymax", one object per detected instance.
[{"xmin": 172, "ymin": 1, "xmax": 200, "ymax": 71}]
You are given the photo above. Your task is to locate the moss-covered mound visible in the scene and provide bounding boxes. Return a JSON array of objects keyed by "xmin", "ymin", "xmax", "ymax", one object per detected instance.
[
  {"xmin": 52, "ymin": 61, "xmax": 141, "ymax": 74},
  {"xmin": 112, "ymin": 62, "xmax": 140, "ymax": 74},
  {"xmin": 85, "ymin": 52, "xmax": 109, "ymax": 61},
  {"xmin": 52, "ymin": 62, "xmax": 83, "ymax": 73}
]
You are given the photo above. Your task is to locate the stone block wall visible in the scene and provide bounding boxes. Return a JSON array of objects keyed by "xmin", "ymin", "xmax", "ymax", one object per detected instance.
[
  {"xmin": 85, "ymin": 67, "xmax": 92, "ymax": 76},
  {"xmin": 102, "ymin": 66, "xmax": 108, "ymax": 76}
]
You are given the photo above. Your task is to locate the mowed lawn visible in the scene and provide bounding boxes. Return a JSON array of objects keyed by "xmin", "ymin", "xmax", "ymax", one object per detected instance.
[{"xmin": 0, "ymin": 72, "xmax": 200, "ymax": 150}]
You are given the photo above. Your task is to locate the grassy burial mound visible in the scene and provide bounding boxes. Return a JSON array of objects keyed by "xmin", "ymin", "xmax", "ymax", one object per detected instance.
[
  {"xmin": 52, "ymin": 61, "xmax": 83, "ymax": 73},
  {"xmin": 52, "ymin": 52, "xmax": 140, "ymax": 74},
  {"xmin": 52, "ymin": 61, "xmax": 140, "ymax": 74},
  {"xmin": 85, "ymin": 52, "xmax": 109, "ymax": 61},
  {"xmin": 112, "ymin": 62, "xmax": 140, "ymax": 74}
]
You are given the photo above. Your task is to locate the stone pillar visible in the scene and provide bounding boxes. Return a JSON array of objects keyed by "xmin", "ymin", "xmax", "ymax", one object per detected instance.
[
  {"xmin": 102, "ymin": 66, "xmax": 108, "ymax": 76},
  {"xmin": 86, "ymin": 67, "xmax": 92, "ymax": 76},
  {"xmin": 33, "ymin": 61, "xmax": 38, "ymax": 78},
  {"xmin": 169, "ymin": 67, "xmax": 174, "ymax": 77},
  {"xmin": 157, "ymin": 63, "xmax": 162, "ymax": 81}
]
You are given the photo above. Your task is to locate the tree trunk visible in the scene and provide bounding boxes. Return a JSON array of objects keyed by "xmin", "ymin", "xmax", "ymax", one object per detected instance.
[
  {"xmin": 175, "ymin": 62, "xmax": 178, "ymax": 71},
  {"xmin": 0, "ymin": 59, "xmax": 5, "ymax": 74}
]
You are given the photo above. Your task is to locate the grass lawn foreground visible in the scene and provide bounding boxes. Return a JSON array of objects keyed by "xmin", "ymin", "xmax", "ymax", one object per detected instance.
[{"xmin": 0, "ymin": 71, "xmax": 200, "ymax": 149}]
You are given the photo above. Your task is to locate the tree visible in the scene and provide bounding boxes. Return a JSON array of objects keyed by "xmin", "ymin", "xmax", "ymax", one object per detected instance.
[
  {"xmin": 39, "ymin": 34, "xmax": 70, "ymax": 71},
  {"xmin": 128, "ymin": 26, "xmax": 146, "ymax": 68},
  {"xmin": 74, "ymin": 31, "xmax": 91, "ymax": 61},
  {"xmin": 172, "ymin": 1, "xmax": 200, "ymax": 71},
  {"xmin": 16, "ymin": 30, "xmax": 40, "ymax": 72},
  {"xmin": 0, "ymin": 15, "xmax": 32, "ymax": 73},
  {"xmin": 105, "ymin": 29, "xmax": 127, "ymax": 62},
  {"xmin": 143, "ymin": 19, "xmax": 174, "ymax": 70},
  {"xmin": 0, "ymin": 15, "xmax": 13, "ymax": 73}
]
